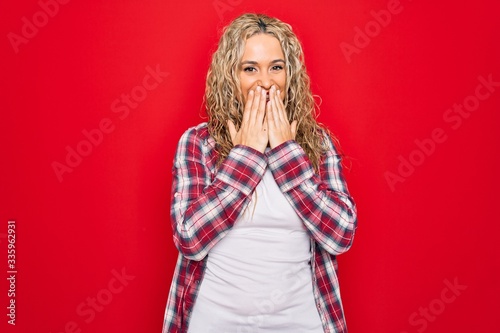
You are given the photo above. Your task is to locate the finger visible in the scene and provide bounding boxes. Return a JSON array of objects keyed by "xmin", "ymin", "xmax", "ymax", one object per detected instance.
[
  {"xmin": 242, "ymin": 89, "xmax": 255, "ymax": 125},
  {"xmin": 266, "ymin": 96, "xmax": 274, "ymax": 121},
  {"xmin": 248, "ymin": 87, "xmax": 262, "ymax": 125},
  {"xmin": 268, "ymin": 87, "xmax": 278, "ymax": 128},
  {"xmin": 266, "ymin": 100, "xmax": 274, "ymax": 129},
  {"xmin": 256, "ymin": 86, "xmax": 267, "ymax": 126},
  {"xmin": 274, "ymin": 88, "xmax": 285, "ymax": 124}
]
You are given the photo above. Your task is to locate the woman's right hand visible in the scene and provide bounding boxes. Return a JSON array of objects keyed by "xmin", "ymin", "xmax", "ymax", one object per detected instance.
[{"xmin": 227, "ymin": 86, "xmax": 269, "ymax": 153}]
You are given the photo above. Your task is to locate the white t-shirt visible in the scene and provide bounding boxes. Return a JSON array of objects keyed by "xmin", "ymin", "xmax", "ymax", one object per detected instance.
[{"xmin": 187, "ymin": 167, "xmax": 324, "ymax": 333}]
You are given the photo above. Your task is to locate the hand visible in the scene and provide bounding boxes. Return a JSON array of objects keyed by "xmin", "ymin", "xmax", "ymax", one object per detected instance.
[
  {"xmin": 266, "ymin": 86, "xmax": 297, "ymax": 149},
  {"xmin": 227, "ymin": 86, "xmax": 269, "ymax": 153}
]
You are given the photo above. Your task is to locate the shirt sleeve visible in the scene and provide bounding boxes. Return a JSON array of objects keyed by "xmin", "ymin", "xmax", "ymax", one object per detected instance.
[
  {"xmin": 170, "ymin": 127, "xmax": 267, "ymax": 261},
  {"xmin": 266, "ymin": 135, "xmax": 357, "ymax": 255}
]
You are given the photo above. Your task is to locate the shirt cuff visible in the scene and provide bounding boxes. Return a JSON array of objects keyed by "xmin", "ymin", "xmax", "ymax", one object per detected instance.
[
  {"xmin": 214, "ymin": 145, "xmax": 267, "ymax": 196},
  {"xmin": 266, "ymin": 140, "xmax": 315, "ymax": 192}
]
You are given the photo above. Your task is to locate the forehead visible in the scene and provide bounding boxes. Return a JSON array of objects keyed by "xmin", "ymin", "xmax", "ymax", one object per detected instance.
[{"xmin": 241, "ymin": 33, "xmax": 284, "ymax": 61}]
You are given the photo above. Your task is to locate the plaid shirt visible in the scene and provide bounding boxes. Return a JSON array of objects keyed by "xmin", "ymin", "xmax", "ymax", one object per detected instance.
[{"xmin": 162, "ymin": 122, "xmax": 357, "ymax": 333}]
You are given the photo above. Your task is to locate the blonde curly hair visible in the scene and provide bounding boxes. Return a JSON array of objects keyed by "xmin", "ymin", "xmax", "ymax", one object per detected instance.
[{"xmin": 205, "ymin": 13, "xmax": 337, "ymax": 172}]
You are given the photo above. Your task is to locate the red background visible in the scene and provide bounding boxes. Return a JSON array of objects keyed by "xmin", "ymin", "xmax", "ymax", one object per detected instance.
[{"xmin": 1, "ymin": 1, "xmax": 499, "ymax": 332}]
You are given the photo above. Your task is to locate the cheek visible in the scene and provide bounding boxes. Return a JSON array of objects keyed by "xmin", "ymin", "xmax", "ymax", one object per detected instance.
[
  {"xmin": 240, "ymin": 79, "xmax": 253, "ymax": 96},
  {"xmin": 239, "ymin": 78, "xmax": 250, "ymax": 103},
  {"xmin": 277, "ymin": 72, "xmax": 286, "ymax": 91},
  {"xmin": 280, "ymin": 78, "xmax": 287, "ymax": 100}
]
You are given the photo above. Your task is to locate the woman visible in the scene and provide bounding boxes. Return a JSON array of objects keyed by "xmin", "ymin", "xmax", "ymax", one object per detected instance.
[{"xmin": 162, "ymin": 13, "xmax": 357, "ymax": 333}]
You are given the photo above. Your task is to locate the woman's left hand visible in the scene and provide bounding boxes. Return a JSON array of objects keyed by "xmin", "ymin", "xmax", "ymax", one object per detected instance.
[{"xmin": 266, "ymin": 85, "xmax": 297, "ymax": 149}]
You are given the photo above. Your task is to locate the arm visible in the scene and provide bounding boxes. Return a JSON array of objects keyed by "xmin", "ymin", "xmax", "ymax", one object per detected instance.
[
  {"xmin": 266, "ymin": 136, "xmax": 357, "ymax": 255},
  {"xmin": 170, "ymin": 126, "xmax": 267, "ymax": 261}
]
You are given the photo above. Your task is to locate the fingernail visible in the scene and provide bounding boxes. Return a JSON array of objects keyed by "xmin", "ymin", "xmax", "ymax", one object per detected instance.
[{"xmin": 256, "ymin": 86, "xmax": 261, "ymax": 92}]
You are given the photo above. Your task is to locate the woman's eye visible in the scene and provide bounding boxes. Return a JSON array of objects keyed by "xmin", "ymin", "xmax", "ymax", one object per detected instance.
[{"xmin": 243, "ymin": 65, "xmax": 283, "ymax": 72}]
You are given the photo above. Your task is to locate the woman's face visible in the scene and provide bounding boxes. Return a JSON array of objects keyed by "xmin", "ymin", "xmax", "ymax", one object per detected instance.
[{"xmin": 238, "ymin": 33, "xmax": 286, "ymax": 104}]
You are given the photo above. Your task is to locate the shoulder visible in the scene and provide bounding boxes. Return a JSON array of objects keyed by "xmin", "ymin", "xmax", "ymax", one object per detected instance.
[
  {"xmin": 179, "ymin": 122, "xmax": 210, "ymax": 142},
  {"xmin": 177, "ymin": 122, "xmax": 215, "ymax": 147},
  {"xmin": 175, "ymin": 122, "xmax": 217, "ymax": 162}
]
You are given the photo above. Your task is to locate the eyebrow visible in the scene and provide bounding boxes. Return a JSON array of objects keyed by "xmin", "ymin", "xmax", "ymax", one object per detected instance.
[{"xmin": 240, "ymin": 59, "xmax": 285, "ymax": 65}]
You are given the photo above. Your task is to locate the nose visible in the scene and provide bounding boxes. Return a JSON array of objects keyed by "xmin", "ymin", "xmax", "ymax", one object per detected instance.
[{"xmin": 257, "ymin": 72, "xmax": 274, "ymax": 91}]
